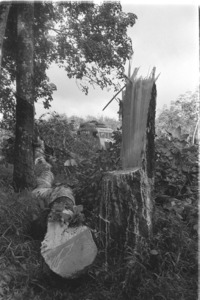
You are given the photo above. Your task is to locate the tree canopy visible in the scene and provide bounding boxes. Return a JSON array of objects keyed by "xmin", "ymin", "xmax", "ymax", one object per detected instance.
[{"xmin": 0, "ymin": 1, "xmax": 137, "ymax": 128}]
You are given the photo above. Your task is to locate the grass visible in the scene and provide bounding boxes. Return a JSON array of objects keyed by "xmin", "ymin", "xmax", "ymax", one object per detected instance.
[{"xmin": 0, "ymin": 165, "xmax": 198, "ymax": 300}]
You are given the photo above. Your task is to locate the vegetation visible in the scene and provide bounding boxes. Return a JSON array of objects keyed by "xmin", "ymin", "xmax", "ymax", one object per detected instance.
[
  {"xmin": 0, "ymin": 3, "xmax": 198, "ymax": 298},
  {"xmin": 156, "ymin": 89, "xmax": 199, "ymax": 143},
  {"xmin": 0, "ymin": 91, "xmax": 198, "ymax": 299},
  {"xmin": 0, "ymin": 1, "xmax": 136, "ymax": 190},
  {"xmin": 1, "ymin": 2, "xmax": 137, "ymax": 117}
]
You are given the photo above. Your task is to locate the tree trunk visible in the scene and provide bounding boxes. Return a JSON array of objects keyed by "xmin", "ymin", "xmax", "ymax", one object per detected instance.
[
  {"xmin": 98, "ymin": 70, "xmax": 157, "ymax": 263},
  {"xmin": 32, "ymin": 143, "xmax": 98, "ymax": 278},
  {"xmin": 99, "ymin": 168, "xmax": 153, "ymax": 256},
  {"xmin": 0, "ymin": 2, "xmax": 11, "ymax": 72},
  {"xmin": 13, "ymin": 3, "xmax": 35, "ymax": 191}
]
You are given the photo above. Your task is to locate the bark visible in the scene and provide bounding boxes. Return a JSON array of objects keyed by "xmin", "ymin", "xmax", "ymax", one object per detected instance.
[
  {"xmin": 99, "ymin": 168, "xmax": 153, "ymax": 257},
  {"xmin": 0, "ymin": 2, "xmax": 11, "ymax": 72},
  {"xmin": 13, "ymin": 3, "xmax": 35, "ymax": 191}
]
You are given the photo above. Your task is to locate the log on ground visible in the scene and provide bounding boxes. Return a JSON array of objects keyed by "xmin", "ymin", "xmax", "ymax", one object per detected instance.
[
  {"xmin": 40, "ymin": 195, "xmax": 98, "ymax": 278},
  {"xmin": 32, "ymin": 143, "xmax": 98, "ymax": 279},
  {"xmin": 41, "ymin": 222, "xmax": 97, "ymax": 278}
]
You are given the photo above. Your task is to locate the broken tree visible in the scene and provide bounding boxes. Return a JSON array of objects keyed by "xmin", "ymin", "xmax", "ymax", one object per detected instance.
[
  {"xmin": 99, "ymin": 67, "xmax": 157, "ymax": 260},
  {"xmin": 32, "ymin": 138, "xmax": 97, "ymax": 278}
]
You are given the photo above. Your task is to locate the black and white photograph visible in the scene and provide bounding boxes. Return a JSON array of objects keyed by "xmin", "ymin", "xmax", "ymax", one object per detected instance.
[{"xmin": 0, "ymin": 1, "xmax": 198, "ymax": 299}]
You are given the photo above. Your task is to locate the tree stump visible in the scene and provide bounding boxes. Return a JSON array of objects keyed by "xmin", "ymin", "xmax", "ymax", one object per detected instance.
[
  {"xmin": 99, "ymin": 69, "xmax": 157, "ymax": 260},
  {"xmin": 99, "ymin": 168, "xmax": 153, "ymax": 257}
]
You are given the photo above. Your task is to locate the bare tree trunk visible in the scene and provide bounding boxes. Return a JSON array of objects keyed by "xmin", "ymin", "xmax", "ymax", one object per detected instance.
[
  {"xmin": 13, "ymin": 3, "xmax": 35, "ymax": 191},
  {"xmin": 0, "ymin": 2, "xmax": 11, "ymax": 72}
]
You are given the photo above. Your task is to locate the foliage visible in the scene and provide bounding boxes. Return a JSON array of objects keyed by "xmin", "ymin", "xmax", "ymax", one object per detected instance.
[
  {"xmin": 0, "ymin": 102, "xmax": 198, "ymax": 299},
  {"xmin": 156, "ymin": 89, "xmax": 199, "ymax": 141},
  {"xmin": 55, "ymin": 2, "xmax": 136, "ymax": 92},
  {"xmin": 36, "ymin": 113, "xmax": 100, "ymax": 177},
  {"xmin": 0, "ymin": 69, "xmax": 16, "ymax": 130},
  {"xmin": 0, "ymin": 2, "xmax": 136, "ymax": 127},
  {"xmin": 155, "ymin": 135, "xmax": 198, "ymax": 197},
  {"xmin": 18, "ymin": 105, "xmax": 198, "ymax": 247},
  {"xmin": 1, "ymin": 137, "xmax": 14, "ymax": 164},
  {"xmin": 34, "ymin": 113, "xmax": 122, "ymax": 220},
  {"xmin": 0, "ymin": 134, "xmax": 198, "ymax": 299},
  {"xmin": 120, "ymin": 204, "xmax": 198, "ymax": 300}
]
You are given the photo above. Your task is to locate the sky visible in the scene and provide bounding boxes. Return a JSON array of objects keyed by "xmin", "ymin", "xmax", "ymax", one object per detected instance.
[{"xmin": 35, "ymin": 2, "xmax": 199, "ymax": 120}]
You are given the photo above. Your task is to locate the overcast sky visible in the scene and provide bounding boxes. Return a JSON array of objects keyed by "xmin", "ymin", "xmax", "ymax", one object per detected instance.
[{"xmin": 35, "ymin": 3, "xmax": 199, "ymax": 120}]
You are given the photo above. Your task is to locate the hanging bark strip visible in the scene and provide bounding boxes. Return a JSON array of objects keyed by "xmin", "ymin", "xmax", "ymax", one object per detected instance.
[
  {"xmin": 32, "ymin": 139, "xmax": 97, "ymax": 279},
  {"xmin": 99, "ymin": 68, "xmax": 157, "ymax": 262}
]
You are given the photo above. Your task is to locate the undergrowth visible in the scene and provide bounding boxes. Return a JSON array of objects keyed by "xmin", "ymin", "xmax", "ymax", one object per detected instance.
[
  {"xmin": 0, "ymin": 117, "xmax": 198, "ymax": 299},
  {"xmin": 0, "ymin": 157, "xmax": 198, "ymax": 300}
]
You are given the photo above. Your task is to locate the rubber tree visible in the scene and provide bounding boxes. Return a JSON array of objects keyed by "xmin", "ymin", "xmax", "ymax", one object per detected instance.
[{"xmin": 13, "ymin": 3, "xmax": 35, "ymax": 191}]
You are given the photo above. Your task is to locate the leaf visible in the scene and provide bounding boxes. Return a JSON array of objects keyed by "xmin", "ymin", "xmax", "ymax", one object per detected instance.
[
  {"xmin": 193, "ymin": 224, "xmax": 198, "ymax": 231},
  {"xmin": 73, "ymin": 205, "xmax": 83, "ymax": 214},
  {"xmin": 185, "ymin": 198, "xmax": 192, "ymax": 205},
  {"xmin": 172, "ymin": 126, "xmax": 182, "ymax": 139},
  {"xmin": 0, "ymin": 287, "xmax": 4, "ymax": 296},
  {"xmin": 150, "ymin": 249, "xmax": 158, "ymax": 255}
]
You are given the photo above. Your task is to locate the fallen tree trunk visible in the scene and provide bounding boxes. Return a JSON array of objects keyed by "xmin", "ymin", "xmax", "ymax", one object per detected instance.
[
  {"xmin": 32, "ymin": 137, "xmax": 97, "ymax": 278},
  {"xmin": 41, "ymin": 223, "xmax": 97, "ymax": 278},
  {"xmin": 99, "ymin": 68, "xmax": 157, "ymax": 261}
]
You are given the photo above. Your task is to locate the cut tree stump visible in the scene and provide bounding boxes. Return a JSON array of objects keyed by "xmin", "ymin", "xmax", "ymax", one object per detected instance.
[
  {"xmin": 99, "ymin": 167, "xmax": 153, "ymax": 256},
  {"xmin": 99, "ymin": 68, "xmax": 157, "ymax": 259}
]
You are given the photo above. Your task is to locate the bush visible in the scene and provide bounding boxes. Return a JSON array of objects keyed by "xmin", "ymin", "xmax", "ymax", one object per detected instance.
[{"xmin": 155, "ymin": 134, "xmax": 198, "ymax": 197}]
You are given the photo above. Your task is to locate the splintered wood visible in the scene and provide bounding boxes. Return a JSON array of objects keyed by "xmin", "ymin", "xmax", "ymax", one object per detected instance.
[{"xmin": 121, "ymin": 67, "xmax": 157, "ymax": 169}]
